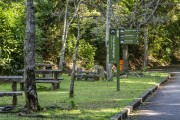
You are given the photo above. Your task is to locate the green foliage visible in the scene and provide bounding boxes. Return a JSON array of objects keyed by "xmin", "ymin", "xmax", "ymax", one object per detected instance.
[
  {"xmin": 120, "ymin": 0, "xmax": 180, "ymax": 67},
  {"xmin": 0, "ymin": 0, "xmax": 180, "ymax": 74},
  {"xmin": 66, "ymin": 34, "xmax": 96, "ymax": 69},
  {"xmin": 79, "ymin": 39, "xmax": 97, "ymax": 69},
  {"xmin": 0, "ymin": 1, "xmax": 25, "ymax": 75},
  {"xmin": 148, "ymin": 1, "xmax": 180, "ymax": 65},
  {"xmin": 34, "ymin": 0, "xmax": 59, "ymax": 62},
  {"xmin": 70, "ymin": 100, "xmax": 78, "ymax": 109},
  {"xmin": 66, "ymin": 34, "xmax": 76, "ymax": 60},
  {"xmin": 149, "ymin": 25, "xmax": 173, "ymax": 65},
  {"xmin": 78, "ymin": 3, "xmax": 107, "ymax": 67}
]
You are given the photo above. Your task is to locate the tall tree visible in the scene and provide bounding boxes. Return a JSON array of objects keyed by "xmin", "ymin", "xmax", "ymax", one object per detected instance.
[
  {"xmin": 105, "ymin": 0, "xmax": 113, "ymax": 80},
  {"xmin": 24, "ymin": 0, "xmax": 40, "ymax": 113},
  {"xmin": 122, "ymin": 0, "xmax": 161, "ymax": 73},
  {"xmin": 69, "ymin": 15, "xmax": 80, "ymax": 97},
  {"xmin": 59, "ymin": 0, "xmax": 82, "ymax": 70},
  {"xmin": 122, "ymin": 0, "xmax": 138, "ymax": 74},
  {"xmin": 69, "ymin": 0, "xmax": 82, "ymax": 98},
  {"xmin": 59, "ymin": 0, "xmax": 69, "ymax": 70},
  {"xmin": 139, "ymin": 0, "xmax": 161, "ymax": 69}
]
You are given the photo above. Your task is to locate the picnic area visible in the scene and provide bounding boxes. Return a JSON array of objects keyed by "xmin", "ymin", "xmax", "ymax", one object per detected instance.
[
  {"xmin": 0, "ymin": 72, "xmax": 169, "ymax": 119},
  {"xmin": 0, "ymin": 0, "xmax": 179, "ymax": 120}
]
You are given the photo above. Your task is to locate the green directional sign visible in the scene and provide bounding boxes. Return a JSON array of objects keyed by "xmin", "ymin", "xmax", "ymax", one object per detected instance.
[
  {"xmin": 109, "ymin": 29, "xmax": 120, "ymax": 91},
  {"xmin": 109, "ymin": 29, "xmax": 119, "ymax": 63},
  {"xmin": 119, "ymin": 28, "xmax": 139, "ymax": 44}
]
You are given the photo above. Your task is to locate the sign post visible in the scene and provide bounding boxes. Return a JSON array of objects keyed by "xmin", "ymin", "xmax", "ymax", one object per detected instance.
[
  {"xmin": 109, "ymin": 28, "xmax": 139, "ymax": 91},
  {"xmin": 109, "ymin": 29, "xmax": 120, "ymax": 91},
  {"xmin": 109, "ymin": 29, "xmax": 119, "ymax": 63}
]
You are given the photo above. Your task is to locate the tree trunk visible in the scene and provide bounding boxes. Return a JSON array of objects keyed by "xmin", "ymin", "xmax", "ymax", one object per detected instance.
[
  {"xmin": 143, "ymin": 26, "xmax": 149, "ymax": 69},
  {"xmin": 24, "ymin": 0, "xmax": 40, "ymax": 113},
  {"xmin": 69, "ymin": 13, "xmax": 80, "ymax": 98},
  {"xmin": 122, "ymin": 0, "xmax": 138, "ymax": 74},
  {"xmin": 59, "ymin": 0, "xmax": 82, "ymax": 70},
  {"xmin": 122, "ymin": 44, "xmax": 129, "ymax": 74},
  {"xmin": 105, "ymin": 0, "xmax": 113, "ymax": 81},
  {"xmin": 59, "ymin": 0, "xmax": 69, "ymax": 70}
]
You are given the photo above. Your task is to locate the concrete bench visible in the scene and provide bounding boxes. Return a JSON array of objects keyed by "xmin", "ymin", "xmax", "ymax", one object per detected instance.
[
  {"xmin": 18, "ymin": 69, "xmax": 63, "ymax": 90},
  {"xmin": 0, "ymin": 91, "xmax": 23, "ymax": 106},
  {"xmin": 19, "ymin": 77, "xmax": 64, "ymax": 91},
  {"xmin": 0, "ymin": 92, "xmax": 23, "ymax": 96},
  {"xmin": 0, "ymin": 76, "xmax": 24, "ymax": 105}
]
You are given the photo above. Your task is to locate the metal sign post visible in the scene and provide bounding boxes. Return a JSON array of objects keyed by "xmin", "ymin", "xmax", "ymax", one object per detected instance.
[
  {"xmin": 109, "ymin": 28, "xmax": 139, "ymax": 91},
  {"xmin": 109, "ymin": 29, "xmax": 120, "ymax": 91},
  {"xmin": 109, "ymin": 29, "xmax": 119, "ymax": 63}
]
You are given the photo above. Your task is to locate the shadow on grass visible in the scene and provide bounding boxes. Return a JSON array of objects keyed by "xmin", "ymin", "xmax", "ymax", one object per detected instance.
[
  {"xmin": 37, "ymin": 85, "xmax": 52, "ymax": 91},
  {"xmin": 0, "ymin": 73, "xmax": 169, "ymax": 120}
]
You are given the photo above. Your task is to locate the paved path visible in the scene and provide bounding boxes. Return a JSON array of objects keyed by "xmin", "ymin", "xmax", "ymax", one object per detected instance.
[{"xmin": 128, "ymin": 65, "xmax": 180, "ymax": 120}]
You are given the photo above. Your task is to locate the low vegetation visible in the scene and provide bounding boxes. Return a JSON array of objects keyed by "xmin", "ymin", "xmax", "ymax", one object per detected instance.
[{"xmin": 0, "ymin": 72, "xmax": 168, "ymax": 120}]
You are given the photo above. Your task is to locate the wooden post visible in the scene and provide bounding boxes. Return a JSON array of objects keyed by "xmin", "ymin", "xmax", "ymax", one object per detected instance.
[
  {"xmin": 12, "ymin": 82, "xmax": 17, "ymax": 105},
  {"xmin": 20, "ymin": 82, "xmax": 24, "ymax": 91},
  {"xmin": 54, "ymin": 73, "xmax": 60, "ymax": 89},
  {"xmin": 52, "ymin": 83, "xmax": 56, "ymax": 90}
]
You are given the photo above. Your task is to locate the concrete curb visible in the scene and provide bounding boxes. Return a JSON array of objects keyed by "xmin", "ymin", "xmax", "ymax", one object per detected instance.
[{"xmin": 110, "ymin": 75, "xmax": 172, "ymax": 120}]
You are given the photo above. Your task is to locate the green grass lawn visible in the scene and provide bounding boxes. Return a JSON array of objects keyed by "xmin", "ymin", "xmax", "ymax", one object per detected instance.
[{"xmin": 0, "ymin": 72, "xmax": 168, "ymax": 120}]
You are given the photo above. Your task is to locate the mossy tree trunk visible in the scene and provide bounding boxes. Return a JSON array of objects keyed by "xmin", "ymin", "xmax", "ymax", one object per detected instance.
[{"xmin": 24, "ymin": 0, "xmax": 40, "ymax": 113}]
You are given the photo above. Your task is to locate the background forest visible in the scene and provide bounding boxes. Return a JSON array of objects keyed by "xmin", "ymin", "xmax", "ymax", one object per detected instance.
[{"xmin": 0, "ymin": 0, "xmax": 180, "ymax": 75}]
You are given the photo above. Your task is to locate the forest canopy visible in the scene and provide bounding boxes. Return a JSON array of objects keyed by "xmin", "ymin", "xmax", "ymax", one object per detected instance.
[{"xmin": 0, "ymin": 0, "xmax": 180, "ymax": 75}]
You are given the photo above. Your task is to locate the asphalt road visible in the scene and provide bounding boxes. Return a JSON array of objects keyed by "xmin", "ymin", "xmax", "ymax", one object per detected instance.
[{"xmin": 128, "ymin": 65, "xmax": 180, "ymax": 120}]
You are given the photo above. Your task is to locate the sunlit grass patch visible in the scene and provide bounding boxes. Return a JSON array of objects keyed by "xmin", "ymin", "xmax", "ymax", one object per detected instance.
[{"xmin": 0, "ymin": 72, "xmax": 169, "ymax": 119}]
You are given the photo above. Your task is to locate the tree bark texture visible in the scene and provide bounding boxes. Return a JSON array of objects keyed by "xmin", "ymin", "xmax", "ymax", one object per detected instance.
[
  {"xmin": 24, "ymin": 0, "xmax": 40, "ymax": 112},
  {"xmin": 105, "ymin": 0, "xmax": 113, "ymax": 81},
  {"xmin": 122, "ymin": 44, "xmax": 129, "ymax": 74}
]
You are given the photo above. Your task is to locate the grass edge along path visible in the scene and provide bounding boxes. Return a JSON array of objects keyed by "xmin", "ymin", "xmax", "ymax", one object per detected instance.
[
  {"xmin": 110, "ymin": 74, "xmax": 171, "ymax": 120},
  {"xmin": 0, "ymin": 72, "xmax": 169, "ymax": 120}
]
